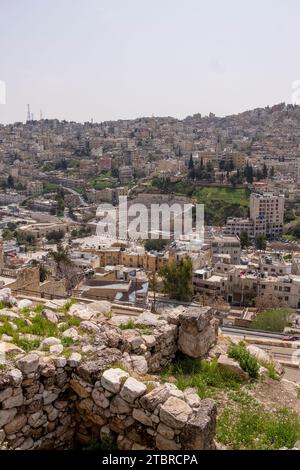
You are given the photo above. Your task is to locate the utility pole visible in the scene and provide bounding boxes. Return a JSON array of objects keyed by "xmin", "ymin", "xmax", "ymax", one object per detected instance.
[{"xmin": 150, "ymin": 270, "xmax": 158, "ymax": 313}]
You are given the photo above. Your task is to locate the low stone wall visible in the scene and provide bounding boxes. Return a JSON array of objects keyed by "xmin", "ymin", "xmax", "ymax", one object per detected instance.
[
  {"xmin": 119, "ymin": 306, "xmax": 218, "ymax": 374},
  {"xmin": 0, "ymin": 353, "xmax": 216, "ymax": 450},
  {"xmin": 0, "ymin": 355, "xmax": 75, "ymax": 450},
  {"xmin": 0, "ymin": 296, "xmax": 218, "ymax": 450}
]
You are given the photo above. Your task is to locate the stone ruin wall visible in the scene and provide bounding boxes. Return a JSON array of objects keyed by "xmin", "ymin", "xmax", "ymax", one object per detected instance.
[{"xmin": 0, "ymin": 306, "xmax": 218, "ymax": 450}]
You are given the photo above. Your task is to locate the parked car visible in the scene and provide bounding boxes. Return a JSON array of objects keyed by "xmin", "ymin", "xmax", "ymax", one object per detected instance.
[{"xmin": 283, "ymin": 335, "xmax": 300, "ymax": 342}]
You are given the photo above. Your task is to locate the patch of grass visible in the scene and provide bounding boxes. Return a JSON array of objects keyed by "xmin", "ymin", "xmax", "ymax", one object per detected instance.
[
  {"xmin": 161, "ymin": 355, "xmax": 244, "ymax": 398},
  {"xmin": 260, "ymin": 361, "xmax": 280, "ymax": 381},
  {"xmin": 217, "ymin": 402, "xmax": 300, "ymax": 450},
  {"xmin": 110, "ymin": 363, "xmax": 129, "ymax": 373},
  {"xmin": 64, "ymin": 316, "xmax": 81, "ymax": 327},
  {"xmin": 0, "ymin": 319, "xmax": 17, "ymax": 338},
  {"xmin": 33, "ymin": 304, "xmax": 44, "ymax": 314},
  {"xmin": 83, "ymin": 437, "xmax": 117, "ymax": 451},
  {"xmin": 62, "ymin": 347, "xmax": 73, "ymax": 359},
  {"xmin": 135, "ymin": 324, "xmax": 152, "ymax": 335},
  {"xmin": 145, "ymin": 382, "xmax": 156, "ymax": 393},
  {"xmin": 57, "ymin": 298, "xmax": 77, "ymax": 314},
  {"xmin": 104, "ymin": 311, "xmax": 112, "ymax": 320},
  {"xmin": 228, "ymin": 342, "xmax": 259, "ymax": 379},
  {"xmin": 61, "ymin": 336, "xmax": 74, "ymax": 347},
  {"xmin": 119, "ymin": 319, "xmax": 136, "ymax": 330},
  {"xmin": 14, "ymin": 338, "xmax": 40, "ymax": 352},
  {"xmin": 197, "ymin": 186, "xmax": 250, "ymax": 207},
  {"xmin": 20, "ymin": 307, "xmax": 31, "ymax": 316},
  {"xmin": 77, "ymin": 328, "xmax": 94, "ymax": 338},
  {"xmin": 119, "ymin": 319, "xmax": 152, "ymax": 335},
  {"xmin": 0, "ymin": 319, "xmax": 41, "ymax": 352},
  {"xmin": 0, "ymin": 301, "xmax": 9, "ymax": 310},
  {"xmin": 228, "ymin": 389, "xmax": 257, "ymax": 405},
  {"xmin": 14, "ymin": 314, "xmax": 59, "ymax": 337}
]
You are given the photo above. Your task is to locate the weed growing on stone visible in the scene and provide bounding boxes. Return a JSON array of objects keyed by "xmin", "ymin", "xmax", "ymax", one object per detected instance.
[
  {"xmin": 61, "ymin": 336, "xmax": 74, "ymax": 347},
  {"xmin": 228, "ymin": 342, "xmax": 259, "ymax": 379},
  {"xmin": 161, "ymin": 355, "xmax": 244, "ymax": 398},
  {"xmin": 119, "ymin": 319, "xmax": 136, "ymax": 330},
  {"xmin": 33, "ymin": 304, "xmax": 45, "ymax": 314},
  {"xmin": 119, "ymin": 319, "xmax": 152, "ymax": 335},
  {"xmin": 57, "ymin": 298, "xmax": 77, "ymax": 314}
]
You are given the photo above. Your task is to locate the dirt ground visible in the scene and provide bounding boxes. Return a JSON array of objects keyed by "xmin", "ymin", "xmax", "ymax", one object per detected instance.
[{"xmin": 247, "ymin": 377, "xmax": 300, "ymax": 415}]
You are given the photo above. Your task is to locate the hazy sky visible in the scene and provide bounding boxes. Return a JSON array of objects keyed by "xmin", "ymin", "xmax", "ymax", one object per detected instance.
[{"xmin": 1, "ymin": 0, "xmax": 300, "ymax": 124}]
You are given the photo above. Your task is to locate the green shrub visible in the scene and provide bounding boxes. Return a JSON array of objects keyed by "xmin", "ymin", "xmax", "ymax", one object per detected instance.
[
  {"xmin": 135, "ymin": 324, "xmax": 152, "ymax": 335},
  {"xmin": 119, "ymin": 319, "xmax": 136, "ymax": 330},
  {"xmin": 0, "ymin": 301, "xmax": 9, "ymax": 310},
  {"xmin": 161, "ymin": 355, "xmax": 244, "ymax": 398},
  {"xmin": 15, "ymin": 338, "xmax": 40, "ymax": 352},
  {"xmin": 33, "ymin": 304, "xmax": 44, "ymax": 314},
  {"xmin": 20, "ymin": 307, "xmax": 31, "ymax": 316},
  {"xmin": 61, "ymin": 336, "xmax": 74, "ymax": 347},
  {"xmin": 260, "ymin": 361, "xmax": 280, "ymax": 381},
  {"xmin": 228, "ymin": 342, "xmax": 259, "ymax": 378},
  {"xmin": 64, "ymin": 316, "xmax": 81, "ymax": 327},
  {"xmin": 57, "ymin": 298, "xmax": 77, "ymax": 314},
  {"xmin": 253, "ymin": 308, "xmax": 292, "ymax": 333},
  {"xmin": 0, "ymin": 319, "xmax": 17, "ymax": 338}
]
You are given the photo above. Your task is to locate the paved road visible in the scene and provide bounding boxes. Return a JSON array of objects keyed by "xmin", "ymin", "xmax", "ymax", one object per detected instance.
[
  {"xmin": 221, "ymin": 326, "xmax": 284, "ymax": 340},
  {"xmin": 282, "ymin": 367, "xmax": 300, "ymax": 383}
]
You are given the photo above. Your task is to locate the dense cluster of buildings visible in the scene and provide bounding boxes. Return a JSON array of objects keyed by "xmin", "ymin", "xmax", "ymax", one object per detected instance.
[{"xmin": 0, "ymin": 103, "xmax": 300, "ymax": 318}]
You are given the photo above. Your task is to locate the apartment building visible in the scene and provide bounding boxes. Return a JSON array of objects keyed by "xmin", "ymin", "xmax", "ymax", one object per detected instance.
[
  {"xmin": 211, "ymin": 235, "xmax": 241, "ymax": 265},
  {"xmin": 225, "ymin": 192, "xmax": 284, "ymax": 239},
  {"xmin": 119, "ymin": 166, "xmax": 133, "ymax": 184},
  {"xmin": 26, "ymin": 181, "xmax": 44, "ymax": 196},
  {"xmin": 250, "ymin": 192, "xmax": 284, "ymax": 238},
  {"xmin": 225, "ymin": 218, "xmax": 256, "ymax": 238}
]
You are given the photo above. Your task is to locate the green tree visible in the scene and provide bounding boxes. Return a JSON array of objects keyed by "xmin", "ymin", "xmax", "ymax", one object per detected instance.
[
  {"xmin": 244, "ymin": 164, "xmax": 253, "ymax": 184},
  {"xmin": 1, "ymin": 228, "xmax": 14, "ymax": 241},
  {"xmin": 240, "ymin": 231, "xmax": 250, "ymax": 248},
  {"xmin": 262, "ymin": 163, "xmax": 268, "ymax": 179},
  {"xmin": 160, "ymin": 257, "xmax": 193, "ymax": 302},
  {"xmin": 31, "ymin": 260, "xmax": 50, "ymax": 282},
  {"xmin": 252, "ymin": 308, "xmax": 291, "ymax": 333},
  {"xmin": 46, "ymin": 230, "xmax": 65, "ymax": 242},
  {"xmin": 188, "ymin": 154, "xmax": 194, "ymax": 170},
  {"xmin": 255, "ymin": 234, "xmax": 267, "ymax": 250},
  {"xmin": 230, "ymin": 174, "xmax": 237, "ymax": 188},
  {"xmin": 287, "ymin": 223, "xmax": 300, "ymax": 240},
  {"xmin": 7, "ymin": 175, "xmax": 14, "ymax": 188},
  {"xmin": 144, "ymin": 239, "xmax": 168, "ymax": 252},
  {"xmin": 49, "ymin": 244, "xmax": 82, "ymax": 294},
  {"xmin": 255, "ymin": 169, "xmax": 264, "ymax": 181},
  {"xmin": 188, "ymin": 154, "xmax": 195, "ymax": 179}
]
